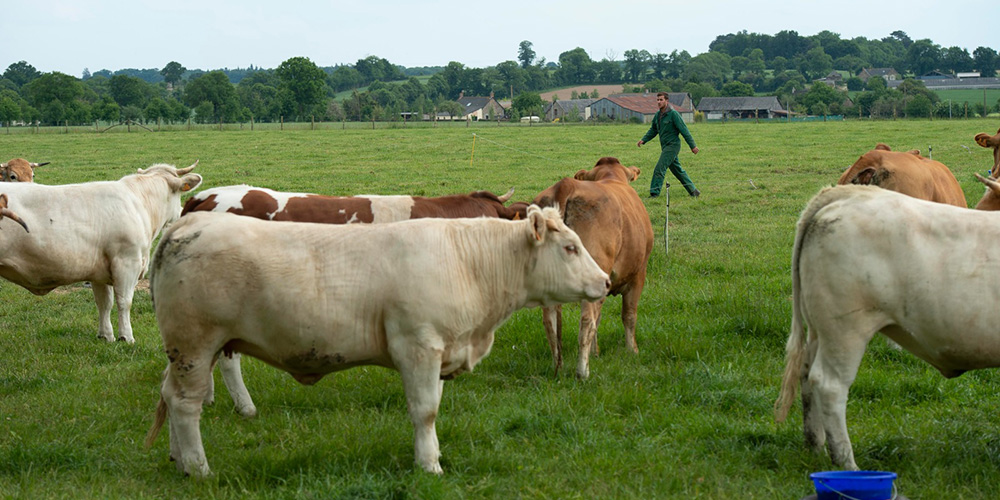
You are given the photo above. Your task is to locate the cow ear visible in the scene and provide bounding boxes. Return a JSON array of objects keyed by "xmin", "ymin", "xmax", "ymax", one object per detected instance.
[
  {"xmin": 874, "ymin": 143, "xmax": 891, "ymax": 151},
  {"xmin": 180, "ymin": 173, "xmax": 203, "ymax": 192},
  {"xmin": 627, "ymin": 166, "xmax": 641, "ymax": 181},
  {"xmin": 0, "ymin": 194, "xmax": 7, "ymax": 208},
  {"xmin": 528, "ymin": 206, "xmax": 547, "ymax": 243},
  {"xmin": 854, "ymin": 167, "xmax": 877, "ymax": 185},
  {"xmin": 906, "ymin": 149, "xmax": 920, "ymax": 155},
  {"xmin": 976, "ymin": 133, "xmax": 992, "ymax": 148},
  {"xmin": 573, "ymin": 169, "xmax": 589, "ymax": 180}
]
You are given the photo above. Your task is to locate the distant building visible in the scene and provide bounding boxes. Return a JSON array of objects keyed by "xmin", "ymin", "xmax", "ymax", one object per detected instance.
[
  {"xmin": 544, "ymin": 99, "xmax": 594, "ymax": 121},
  {"xmin": 589, "ymin": 92, "xmax": 695, "ymax": 123},
  {"xmin": 457, "ymin": 92, "xmax": 505, "ymax": 121},
  {"xmin": 859, "ymin": 67, "xmax": 900, "ymax": 82},
  {"xmin": 696, "ymin": 96, "xmax": 784, "ymax": 120}
]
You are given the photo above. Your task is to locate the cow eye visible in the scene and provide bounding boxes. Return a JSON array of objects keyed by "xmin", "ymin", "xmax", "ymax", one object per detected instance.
[
  {"xmin": 564, "ymin": 244, "xmax": 578, "ymax": 255},
  {"xmin": 8, "ymin": 174, "xmax": 15, "ymax": 181}
]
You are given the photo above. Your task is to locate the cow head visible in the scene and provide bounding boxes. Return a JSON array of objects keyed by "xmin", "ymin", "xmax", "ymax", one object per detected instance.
[
  {"xmin": 135, "ymin": 161, "xmax": 204, "ymax": 223},
  {"xmin": 0, "ymin": 158, "xmax": 50, "ymax": 182},
  {"xmin": 0, "ymin": 194, "xmax": 29, "ymax": 232},
  {"xmin": 523, "ymin": 205, "xmax": 609, "ymax": 307},
  {"xmin": 574, "ymin": 157, "xmax": 641, "ymax": 183},
  {"xmin": 974, "ymin": 128, "xmax": 1000, "ymax": 174}
]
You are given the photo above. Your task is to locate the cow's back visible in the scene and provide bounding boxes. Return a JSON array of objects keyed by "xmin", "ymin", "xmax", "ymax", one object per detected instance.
[
  {"xmin": 838, "ymin": 150, "xmax": 966, "ymax": 207},
  {"xmin": 797, "ymin": 186, "xmax": 1000, "ymax": 369}
]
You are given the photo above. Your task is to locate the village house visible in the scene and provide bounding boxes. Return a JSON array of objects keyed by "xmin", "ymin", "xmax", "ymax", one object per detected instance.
[{"xmin": 589, "ymin": 92, "xmax": 695, "ymax": 123}]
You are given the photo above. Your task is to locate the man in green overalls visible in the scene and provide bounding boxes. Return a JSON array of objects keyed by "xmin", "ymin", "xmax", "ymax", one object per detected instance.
[{"xmin": 637, "ymin": 92, "xmax": 700, "ymax": 198}]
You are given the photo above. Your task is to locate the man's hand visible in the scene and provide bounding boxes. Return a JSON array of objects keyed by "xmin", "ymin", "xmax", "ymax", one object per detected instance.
[
  {"xmin": 637, "ymin": 140, "xmax": 644, "ymax": 147},
  {"xmin": 691, "ymin": 147, "xmax": 700, "ymax": 154}
]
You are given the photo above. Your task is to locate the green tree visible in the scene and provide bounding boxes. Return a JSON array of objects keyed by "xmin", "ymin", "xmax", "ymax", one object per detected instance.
[
  {"xmin": 109, "ymin": 74, "xmax": 151, "ymax": 108},
  {"xmin": 511, "ymin": 92, "xmax": 544, "ymax": 116},
  {"xmin": 0, "ymin": 95, "xmax": 21, "ymax": 126},
  {"xmin": 3, "ymin": 61, "xmax": 41, "ymax": 87},
  {"xmin": 684, "ymin": 52, "xmax": 731, "ymax": 87},
  {"xmin": 906, "ymin": 39, "xmax": 942, "ymax": 75},
  {"xmin": 721, "ymin": 81, "xmax": 754, "ymax": 97},
  {"xmin": 974, "ymin": 46, "xmax": 999, "ymax": 77},
  {"xmin": 623, "ymin": 49, "xmax": 650, "ymax": 82},
  {"xmin": 495, "ymin": 61, "xmax": 526, "ymax": 98},
  {"xmin": 845, "ymin": 76, "xmax": 865, "ymax": 91},
  {"xmin": 905, "ymin": 94, "xmax": 933, "ymax": 117},
  {"xmin": 329, "ymin": 65, "xmax": 362, "ymax": 92},
  {"xmin": 92, "ymin": 96, "xmax": 120, "ymax": 123},
  {"xmin": 22, "ymin": 72, "xmax": 86, "ymax": 124},
  {"xmin": 275, "ymin": 56, "xmax": 327, "ymax": 120},
  {"xmin": 802, "ymin": 46, "xmax": 834, "ymax": 79},
  {"xmin": 194, "ymin": 101, "xmax": 215, "ymax": 124},
  {"xmin": 183, "ymin": 71, "xmax": 239, "ymax": 122},
  {"xmin": 555, "ymin": 48, "xmax": 595, "ymax": 85},
  {"xmin": 941, "ymin": 46, "xmax": 973, "ymax": 73},
  {"xmin": 160, "ymin": 61, "xmax": 186, "ymax": 88},
  {"xmin": 518, "ymin": 40, "xmax": 536, "ymax": 69},
  {"xmin": 145, "ymin": 97, "xmax": 170, "ymax": 123}
]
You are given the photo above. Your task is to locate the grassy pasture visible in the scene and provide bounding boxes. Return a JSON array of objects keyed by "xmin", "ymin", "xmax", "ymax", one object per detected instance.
[{"xmin": 1, "ymin": 119, "xmax": 1000, "ymax": 498}]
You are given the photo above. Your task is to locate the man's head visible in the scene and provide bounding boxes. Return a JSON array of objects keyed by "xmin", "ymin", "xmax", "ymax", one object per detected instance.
[{"xmin": 655, "ymin": 92, "xmax": 669, "ymax": 111}]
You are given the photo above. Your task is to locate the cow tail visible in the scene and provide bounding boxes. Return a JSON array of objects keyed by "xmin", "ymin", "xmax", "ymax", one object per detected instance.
[
  {"xmin": 775, "ymin": 186, "xmax": 838, "ymax": 423},
  {"xmin": 145, "ymin": 396, "xmax": 168, "ymax": 448}
]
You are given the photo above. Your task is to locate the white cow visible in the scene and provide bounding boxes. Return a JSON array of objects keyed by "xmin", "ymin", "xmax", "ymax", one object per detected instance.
[
  {"xmin": 775, "ymin": 185, "xmax": 1000, "ymax": 470},
  {"xmin": 144, "ymin": 206, "xmax": 610, "ymax": 477},
  {"xmin": 0, "ymin": 163, "xmax": 202, "ymax": 342}
]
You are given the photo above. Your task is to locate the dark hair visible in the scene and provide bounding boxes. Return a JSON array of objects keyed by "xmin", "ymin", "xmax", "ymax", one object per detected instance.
[{"xmin": 656, "ymin": 92, "xmax": 669, "ymax": 100}]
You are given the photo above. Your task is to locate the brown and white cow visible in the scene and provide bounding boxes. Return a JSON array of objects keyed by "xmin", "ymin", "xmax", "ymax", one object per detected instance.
[
  {"xmin": 973, "ymin": 128, "xmax": 1000, "ymax": 210},
  {"xmin": 0, "ymin": 194, "xmax": 29, "ymax": 232},
  {"xmin": 145, "ymin": 206, "xmax": 610, "ymax": 477},
  {"xmin": 0, "ymin": 163, "xmax": 202, "ymax": 342},
  {"xmin": 1, "ymin": 158, "xmax": 50, "ymax": 182},
  {"xmin": 533, "ymin": 157, "xmax": 654, "ymax": 379},
  {"xmin": 183, "ymin": 184, "xmax": 527, "ymax": 417},
  {"xmin": 181, "ymin": 184, "xmax": 526, "ymax": 222},
  {"xmin": 836, "ymin": 143, "xmax": 966, "ymax": 207},
  {"xmin": 775, "ymin": 185, "xmax": 1000, "ymax": 470}
]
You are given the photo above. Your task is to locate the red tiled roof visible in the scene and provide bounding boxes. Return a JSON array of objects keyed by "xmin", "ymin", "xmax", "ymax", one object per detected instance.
[{"xmin": 605, "ymin": 94, "xmax": 687, "ymax": 114}]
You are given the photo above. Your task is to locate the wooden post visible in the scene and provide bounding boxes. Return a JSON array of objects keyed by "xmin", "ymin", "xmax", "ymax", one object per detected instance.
[
  {"xmin": 219, "ymin": 118, "xmax": 222, "ymax": 131},
  {"xmin": 65, "ymin": 120, "xmax": 69, "ymax": 133},
  {"xmin": 250, "ymin": 116, "xmax": 254, "ymax": 131},
  {"xmin": 280, "ymin": 116, "xmax": 284, "ymax": 130},
  {"xmin": 311, "ymin": 115, "xmax": 315, "ymax": 130}
]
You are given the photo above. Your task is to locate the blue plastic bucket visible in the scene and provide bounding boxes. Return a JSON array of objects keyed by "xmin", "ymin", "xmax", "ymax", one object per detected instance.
[{"xmin": 810, "ymin": 470, "xmax": 897, "ymax": 500}]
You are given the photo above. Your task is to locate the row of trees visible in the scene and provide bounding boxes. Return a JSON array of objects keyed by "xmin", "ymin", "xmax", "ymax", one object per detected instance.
[{"xmin": 2, "ymin": 30, "xmax": 998, "ymax": 127}]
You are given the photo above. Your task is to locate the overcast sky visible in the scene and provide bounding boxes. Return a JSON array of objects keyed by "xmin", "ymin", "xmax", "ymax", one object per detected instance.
[{"xmin": 4, "ymin": 0, "xmax": 997, "ymax": 77}]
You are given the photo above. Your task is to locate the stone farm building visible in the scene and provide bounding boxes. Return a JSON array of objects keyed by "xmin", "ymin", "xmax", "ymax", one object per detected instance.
[
  {"xmin": 457, "ymin": 92, "xmax": 505, "ymax": 121},
  {"xmin": 696, "ymin": 96, "xmax": 784, "ymax": 120},
  {"xmin": 589, "ymin": 93, "xmax": 695, "ymax": 123},
  {"xmin": 544, "ymin": 99, "xmax": 595, "ymax": 121}
]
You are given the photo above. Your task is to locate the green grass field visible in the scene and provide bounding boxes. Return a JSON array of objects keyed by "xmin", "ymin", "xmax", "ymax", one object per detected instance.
[{"xmin": 2, "ymin": 119, "xmax": 1000, "ymax": 498}]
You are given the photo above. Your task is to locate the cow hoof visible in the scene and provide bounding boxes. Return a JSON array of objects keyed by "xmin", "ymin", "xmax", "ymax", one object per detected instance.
[
  {"xmin": 235, "ymin": 404, "xmax": 258, "ymax": 418},
  {"xmin": 117, "ymin": 336, "xmax": 135, "ymax": 344},
  {"xmin": 97, "ymin": 334, "xmax": 114, "ymax": 342},
  {"xmin": 576, "ymin": 367, "xmax": 590, "ymax": 380},
  {"xmin": 420, "ymin": 462, "xmax": 444, "ymax": 475}
]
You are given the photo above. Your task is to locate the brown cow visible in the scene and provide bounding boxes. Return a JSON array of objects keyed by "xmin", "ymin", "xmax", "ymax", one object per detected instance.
[
  {"xmin": 836, "ymin": 143, "xmax": 966, "ymax": 207},
  {"xmin": 182, "ymin": 184, "xmax": 527, "ymax": 221},
  {"xmin": 1, "ymin": 158, "xmax": 49, "ymax": 182},
  {"xmin": 181, "ymin": 183, "xmax": 528, "ymax": 418},
  {"xmin": 973, "ymin": 128, "xmax": 1000, "ymax": 210},
  {"xmin": 533, "ymin": 157, "xmax": 654, "ymax": 379}
]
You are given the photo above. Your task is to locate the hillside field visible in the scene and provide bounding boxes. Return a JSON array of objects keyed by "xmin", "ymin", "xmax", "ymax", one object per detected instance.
[{"xmin": 2, "ymin": 119, "xmax": 1000, "ymax": 498}]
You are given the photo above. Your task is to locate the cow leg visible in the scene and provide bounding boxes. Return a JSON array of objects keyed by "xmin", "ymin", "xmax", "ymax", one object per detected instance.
[
  {"xmin": 111, "ymin": 263, "xmax": 141, "ymax": 343},
  {"xmin": 576, "ymin": 298, "xmax": 605, "ymax": 380},
  {"xmin": 218, "ymin": 353, "xmax": 257, "ymax": 417},
  {"xmin": 541, "ymin": 305, "xmax": 563, "ymax": 376},
  {"xmin": 800, "ymin": 333, "xmax": 825, "ymax": 452},
  {"xmin": 810, "ymin": 333, "xmax": 869, "ymax": 471},
  {"xmin": 161, "ymin": 355, "xmax": 213, "ymax": 477},
  {"xmin": 621, "ymin": 282, "xmax": 643, "ymax": 354},
  {"xmin": 92, "ymin": 283, "xmax": 115, "ymax": 342},
  {"xmin": 389, "ymin": 333, "xmax": 445, "ymax": 474}
]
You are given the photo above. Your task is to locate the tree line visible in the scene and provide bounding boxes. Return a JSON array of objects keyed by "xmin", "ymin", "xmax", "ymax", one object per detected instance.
[{"xmin": 1, "ymin": 30, "xmax": 998, "ymax": 127}]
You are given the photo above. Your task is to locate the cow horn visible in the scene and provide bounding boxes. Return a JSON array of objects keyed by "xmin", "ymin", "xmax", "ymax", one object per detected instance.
[
  {"xmin": 176, "ymin": 160, "xmax": 199, "ymax": 175},
  {"xmin": 0, "ymin": 162, "xmax": 6, "ymax": 168},
  {"xmin": 30, "ymin": 162, "xmax": 50, "ymax": 168},
  {"xmin": 975, "ymin": 173, "xmax": 1000, "ymax": 195},
  {"xmin": 498, "ymin": 187, "xmax": 514, "ymax": 203},
  {"xmin": 1, "ymin": 208, "xmax": 29, "ymax": 232}
]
